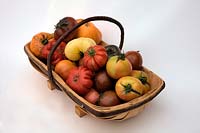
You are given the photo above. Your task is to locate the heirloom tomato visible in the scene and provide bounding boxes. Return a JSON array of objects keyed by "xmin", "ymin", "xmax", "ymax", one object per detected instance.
[
  {"xmin": 125, "ymin": 51, "xmax": 143, "ymax": 70},
  {"xmin": 41, "ymin": 38, "xmax": 66, "ymax": 65},
  {"xmin": 30, "ymin": 32, "xmax": 53, "ymax": 58},
  {"xmin": 76, "ymin": 19, "xmax": 102, "ymax": 44},
  {"xmin": 64, "ymin": 37, "xmax": 96, "ymax": 61},
  {"xmin": 66, "ymin": 66, "xmax": 93, "ymax": 96},
  {"xmin": 115, "ymin": 76, "xmax": 144, "ymax": 101},
  {"xmin": 55, "ymin": 60, "xmax": 77, "ymax": 80},
  {"xmin": 131, "ymin": 70, "xmax": 150, "ymax": 93},
  {"xmin": 83, "ymin": 45, "xmax": 108, "ymax": 71},
  {"xmin": 54, "ymin": 17, "xmax": 77, "ymax": 43},
  {"xmin": 106, "ymin": 54, "xmax": 132, "ymax": 79}
]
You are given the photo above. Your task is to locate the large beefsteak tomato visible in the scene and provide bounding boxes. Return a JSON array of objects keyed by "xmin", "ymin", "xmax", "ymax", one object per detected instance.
[
  {"xmin": 66, "ymin": 66, "xmax": 94, "ymax": 96},
  {"xmin": 83, "ymin": 45, "xmax": 108, "ymax": 71}
]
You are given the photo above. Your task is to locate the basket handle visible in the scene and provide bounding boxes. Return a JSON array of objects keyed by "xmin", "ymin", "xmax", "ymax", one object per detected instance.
[{"xmin": 47, "ymin": 16, "xmax": 124, "ymax": 87}]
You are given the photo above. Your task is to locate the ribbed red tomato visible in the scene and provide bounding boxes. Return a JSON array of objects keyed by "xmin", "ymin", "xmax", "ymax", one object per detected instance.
[
  {"xmin": 83, "ymin": 45, "xmax": 108, "ymax": 71},
  {"xmin": 66, "ymin": 66, "xmax": 94, "ymax": 96}
]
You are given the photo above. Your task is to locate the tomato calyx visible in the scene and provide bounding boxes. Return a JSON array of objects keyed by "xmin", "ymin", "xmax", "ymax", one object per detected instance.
[
  {"xmin": 121, "ymin": 83, "xmax": 141, "ymax": 96},
  {"xmin": 137, "ymin": 72, "xmax": 150, "ymax": 85},
  {"xmin": 87, "ymin": 48, "xmax": 96, "ymax": 56},
  {"xmin": 41, "ymin": 39, "xmax": 49, "ymax": 45},
  {"xmin": 55, "ymin": 20, "xmax": 69, "ymax": 29},
  {"xmin": 73, "ymin": 75, "xmax": 79, "ymax": 82},
  {"xmin": 139, "ymin": 76, "xmax": 147, "ymax": 84},
  {"xmin": 116, "ymin": 53, "xmax": 125, "ymax": 62}
]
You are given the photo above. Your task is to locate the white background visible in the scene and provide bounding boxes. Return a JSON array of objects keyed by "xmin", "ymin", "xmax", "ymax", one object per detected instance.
[{"xmin": 0, "ymin": 0, "xmax": 200, "ymax": 133}]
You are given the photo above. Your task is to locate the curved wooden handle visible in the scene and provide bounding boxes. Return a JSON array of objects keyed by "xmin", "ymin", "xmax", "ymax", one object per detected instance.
[{"xmin": 47, "ymin": 16, "xmax": 124, "ymax": 88}]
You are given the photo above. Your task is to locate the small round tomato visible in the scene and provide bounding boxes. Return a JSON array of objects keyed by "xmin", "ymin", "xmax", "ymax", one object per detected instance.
[
  {"xmin": 125, "ymin": 51, "xmax": 143, "ymax": 70},
  {"xmin": 115, "ymin": 76, "xmax": 144, "ymax": 101},
  {"xmin": 106, "ymin": 54, "xmax": 132, "ymax": 79},
  {"xmin": 55, "ymin": 60, "xmax": 77, "ymax": 80}
]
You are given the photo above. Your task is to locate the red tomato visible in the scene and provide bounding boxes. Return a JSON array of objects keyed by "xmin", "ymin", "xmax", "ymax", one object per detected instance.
[
  {"xmin": 66, "ymin": 66, "xmax": 94, "ymax": 96},
  {"xmin": 106, "ymin": 54, "xmax": 132, "ymax": 79},
  {"xmin": 41, "ymin": 38, "xmax": 66, "ymax": 65},
  {"xmin": 115, "ymin": 76, "xmax": 144, "ymax": 101},
  {"xmin": 83, "ymin": 45, "xmax": 108, "ymax": 71}
]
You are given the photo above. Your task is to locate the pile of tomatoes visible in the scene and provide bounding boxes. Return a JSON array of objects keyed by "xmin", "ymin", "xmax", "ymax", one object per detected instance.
[{"xmin": 29, "ymin": 16, "xmax": 150, "ymax": 107}]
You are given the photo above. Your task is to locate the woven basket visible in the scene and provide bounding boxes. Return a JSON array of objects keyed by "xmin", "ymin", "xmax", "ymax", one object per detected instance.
[{"xmin": 24, "ymin": 16, "xmax": 165, "ymax": 121}]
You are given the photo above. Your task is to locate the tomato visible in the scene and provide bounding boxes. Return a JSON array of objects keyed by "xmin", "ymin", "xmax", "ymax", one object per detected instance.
[
  {"xmin": 30, "ymin": 32, "xmax": 53, "ymax": 58},
  {"xmin": 55, "ymin": 60, "xmax": 77, "ymax": 80},
  {"xmin": 115, "ymin": 76, "xmax": 144, "ymax": 101},
  {"xmin": 94, "ymin": 70, "xmax": 113, "ymax": 92},
  {"xmin": 99, "ymin": 90, "xmax": 120, "ymax": 107},
  {"xmin": 125, "ymin": 51, "xmax": 143, "ymax": 70},
  {"xmin": 41, "ymin": 38, "xmax": 66, "ymax": 65},
  {"xmin": 83, "ymin": 45, "xmax": 108, "ymax": 71},
  {"xmin": 131, "ymin": 70, "xmax": 150, "ymax": 93},
  {"xmin": 64, "ymin": 37, "xmax": 96, "ymax": 61},
  {"xmin": 54, "ymin": 17, "xmax": 77, "ymax": 43},
  {"xmin": 84, "ymin": 89, "xmax": 100, "ymax": 104},
  {"xmin": 66, "ymin": 66, "xmax": 94, "ymax": 96},
  {"xmin": 106, "ymin": 54, "xmax": 132, "ymax": 79},
  {"xmin": 105, "ymin": 45, "xmax": 121, "ymax": 58}
]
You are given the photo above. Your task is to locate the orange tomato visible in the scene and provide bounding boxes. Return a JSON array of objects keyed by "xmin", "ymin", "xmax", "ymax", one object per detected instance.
[
  {"xmin": 76, "ymin": 19, "xmax": 102, "ymax": 44},
  {"xmin": 30, "ymin": 32, "xmax": 53, "ymax": 58},
  {"xmin": 55, "ymin": 60, "xmax": 77, "ymax": 80}
]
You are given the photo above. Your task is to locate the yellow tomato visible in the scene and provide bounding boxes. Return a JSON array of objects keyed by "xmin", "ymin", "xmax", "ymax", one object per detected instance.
[
  {"xmin": 115, "ymin": 76, "xmax": 144, "ymax": 101},
  {"xmin": 64, "ymin": 37, "xmax": 96, "ymax": 61},
  {"xmin": 131, "ymin": 70, "xmax": 150, "ymax": 93},
  {"xmin": 106, "ymin": 54, "xmax": 132, "ymax": 79}
]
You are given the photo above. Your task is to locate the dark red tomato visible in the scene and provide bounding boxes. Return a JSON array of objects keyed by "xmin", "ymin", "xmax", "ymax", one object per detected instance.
[
  {"xmin": 54, "ymin": 17, "xmax": 77, "ymax": 43},
  {"xmin": 125, "ymin": 51, "xmax": 143, "ymax": 70}
]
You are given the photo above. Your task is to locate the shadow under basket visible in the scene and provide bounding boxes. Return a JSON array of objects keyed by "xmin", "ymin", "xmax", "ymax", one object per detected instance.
[
  {"xmin": 24, "ymin": 43, "xmax": 165, "ymax": 121},
  {"xmin": 24, "ymin": 16, "xmax": 165, "ymax": 121}
]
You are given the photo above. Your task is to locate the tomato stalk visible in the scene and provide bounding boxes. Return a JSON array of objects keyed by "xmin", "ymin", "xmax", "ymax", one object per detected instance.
[{"xmin": 121, "ymin": 83, "xmax": 141, "ymax": 95}]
